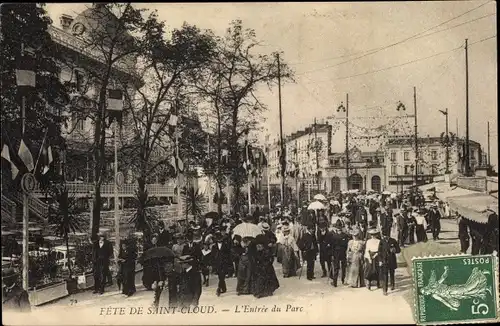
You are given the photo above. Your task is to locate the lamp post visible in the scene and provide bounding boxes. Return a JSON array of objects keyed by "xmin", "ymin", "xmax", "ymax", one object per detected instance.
[
  {"xmin": 337, "ymin": 95, "xmax": 349, "ymax": 190},
  {"xmin": 439, "ymin": 108, "xmax": 450, "ymax": 174}
]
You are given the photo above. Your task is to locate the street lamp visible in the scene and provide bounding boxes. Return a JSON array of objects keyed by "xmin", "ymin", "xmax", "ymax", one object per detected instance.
[
  {"xmin": 439, "ymin": 108, "xmax": 450, "ymax": 174},
  {"xmin": 337, "ymin": 96, "xmax": 349, "ymax": 190}
]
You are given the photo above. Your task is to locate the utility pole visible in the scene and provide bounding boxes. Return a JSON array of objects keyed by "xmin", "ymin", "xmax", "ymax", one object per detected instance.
[
  {"xmin": 277, "ymin": 53, "xmax": 285, "ymax": 204},
  {"xmin": 487, "ymin": 121, "xmax": 491, "ymax": 168},
  {"xmin": 337, "ymin": 94, "xmax": 349, "ymax": 190},
  {"xmin": 465, "ymin": 39, "xmax": 471, "ymax": 176},
  {"xmin": 113, "ymin": 121, "xmax": 120, "ymax": 269},
  {"xmin": 413, "ymin": 87, "xmax": 418, "ymax": 186},
  {"xmin": 313, "ymin": 118, "xmax": 319, "ymax": 191},
  {"xmin": 439, "ymin": 108, "xmax": 450, "ymax": 174}
]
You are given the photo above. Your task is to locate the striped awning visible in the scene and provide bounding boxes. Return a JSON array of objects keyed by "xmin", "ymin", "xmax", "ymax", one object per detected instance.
[{"xmin": 448, "ymin": 193, "xmax": 498, "ymax": 224}]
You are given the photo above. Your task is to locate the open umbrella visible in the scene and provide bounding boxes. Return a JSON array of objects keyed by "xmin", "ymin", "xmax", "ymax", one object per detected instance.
[
  {"xmin": 204, "ymin": 212, "xmax": 219, "ymax": 220},
  {"xmin": 308, "ymin": 201, "xmax": 326, "ymax": 210},
  {"xmin": 232, "ymin": 222, "xmax": 263, "ymax": 239},
  {"xmin": 382, "ymin": 190, "xmax": 391, "ymax": 195},
  {"xmin": 142, "ymin": 246, "xmax": 175, "ymax": 261},
  {"xmin": 313, "ymin": 194, "xmax": 327, "ymax": 201}
]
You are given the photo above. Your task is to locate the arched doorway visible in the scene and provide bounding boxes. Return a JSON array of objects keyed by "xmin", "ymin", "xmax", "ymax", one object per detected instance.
[
  {"xmin": 331, "ymin": 176, "xmax": 341, "ymax": 193},
  {"xmin": 371, "ymin": 175, "xmax": 381, "ymax": 192},
  {"xmin": 348, "ymin": 173, "xmax": 363, "ymax": 190}
]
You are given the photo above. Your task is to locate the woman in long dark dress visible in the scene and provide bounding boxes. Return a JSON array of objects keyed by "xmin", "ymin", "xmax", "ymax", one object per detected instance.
[
  {"xmin": 118, "ymin": 240, "xmax": 137, "ymax": 297},
  {"xmin": 250, "ymin": 234, "xmax": 279, "ymax": 298},
  {"xmin": 364, "ymin": 228, "xmax": 381, "ymax": 290}
]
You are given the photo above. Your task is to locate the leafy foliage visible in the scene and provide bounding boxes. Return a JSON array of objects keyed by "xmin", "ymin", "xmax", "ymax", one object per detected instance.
[
  {"xmin": 181, "ymin": 186, "xmax": 207, "ymax": 219},
  {"xmin": 74, "ymin": 241, "xmax": 93, "ymax": 274},
  {"xmin": 128, "ymin": 187, "xmax": 161, "ymax": 234}
]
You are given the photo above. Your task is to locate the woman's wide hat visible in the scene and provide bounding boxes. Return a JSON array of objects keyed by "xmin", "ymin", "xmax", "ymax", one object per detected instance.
[
  {"xmin": 367, "ymin": 228, "xmax": 380, "ymax": 235},
  {"xmin": 282, "ymin": 225, "xmax": 290, "ymax": 232},
  {"xmin": 350, "ymin": 227, "xmax": 361, "ymax": 236}
]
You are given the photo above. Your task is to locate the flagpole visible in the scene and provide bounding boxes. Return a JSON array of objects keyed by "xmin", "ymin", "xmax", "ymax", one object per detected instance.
[
  {"xmin": 176, "ymin": 129, "xmax": 182, "ymax": 218},
  {"xmin": 33, "ymin": 128, "xmax": 48, "ymax": 173},
  {"xmin": 113, "ymin": 121, "xmax": 120, "ymax": 271},
  {"xmin": 207, "ymin": 134, "xmax": 212, "ymax": 212},
  {"xmin": 246, "ymin": 138, "xmax": 252, "ymax": 214},
  {"xmin": 226, "ymin": 176, "xmax": 231, "ymax": 215},
  {"xmin": 21, "ymin": 95, "xmax": 29, "ymax": 291},
  {"xmin": 266, "ymin": 151, "xmax": 271, "ymax": 211}
]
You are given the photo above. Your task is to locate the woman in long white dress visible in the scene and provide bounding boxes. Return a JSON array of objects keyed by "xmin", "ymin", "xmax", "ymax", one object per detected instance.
[
  {"xmin": 346, "ymin": 227, "xmax": 365, "ymax": 288},
  {"xmin": 279, "ymin": 225, "xmax": 300, "ymax": 278}
]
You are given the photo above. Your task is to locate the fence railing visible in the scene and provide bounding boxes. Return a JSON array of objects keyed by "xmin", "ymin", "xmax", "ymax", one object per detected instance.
[
  {"xmin": 33, "ymin": 182, "xmax": 176, "ymax": 197},
  {"xmin": 456, "ymin": 176, "xmax": 497, "ymax": 193}
]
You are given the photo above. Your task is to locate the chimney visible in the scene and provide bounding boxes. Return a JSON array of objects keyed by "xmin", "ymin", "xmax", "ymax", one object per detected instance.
[{"xmin": 60, "ymin": 14, "xmax": 74, "ymax": 31}]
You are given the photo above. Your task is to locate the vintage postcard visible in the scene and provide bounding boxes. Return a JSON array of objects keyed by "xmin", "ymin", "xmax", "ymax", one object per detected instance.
[{"xmin": 1, "ymin": 1, "xmax": 498, "ymax": 325}]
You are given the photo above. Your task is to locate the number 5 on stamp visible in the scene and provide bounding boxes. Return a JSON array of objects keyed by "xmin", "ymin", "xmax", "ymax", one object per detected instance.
[{"xmin": 412, "ymin": 254, "xmax": 499, "ymax": 325}]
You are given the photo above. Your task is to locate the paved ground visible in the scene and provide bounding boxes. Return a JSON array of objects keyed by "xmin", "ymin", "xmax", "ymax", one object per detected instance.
[{"xmin": 5, "ymin": 217, "xmax": 460, "ymax": 325}]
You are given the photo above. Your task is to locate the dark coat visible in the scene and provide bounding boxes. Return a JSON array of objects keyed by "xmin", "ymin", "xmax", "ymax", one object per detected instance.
[
  {"xmin": 316, "ymin": 229, "xmax": 332, "ymax": 258},
  {"xmin": 182, "ymin": 242, "xmax": 203, "ymax": 267},
  {"xmin": 178, "ymin": 267, "xmax": 202, "ymax": 307},
  {"xmin": 93, "ymin": 240, "xmax": 113, "ymax": 269},
  {"xmin": 211, "ymin": 241, "xmax": 231, "ymax": 274},
  {"xmin": 428, "ymin": 209, "xmax": 441, "ymax": 226},
  {"xmin": 378, "ymin": 237, "xmax": 400, "ymax": 270},
  {"xmin": 326, "ymin": 231, "xmax": 350, "ymax": 260},
  {"xmin": 2, "ymin": 285, "xmax": 31, "ymax": 313},
  {"xmin": 299, "ymin": 232, "xmax": 318, "ymax": 260},
  {"xmin": 157, "ymin": 230, "xmax": 172, "ymax": 248}
]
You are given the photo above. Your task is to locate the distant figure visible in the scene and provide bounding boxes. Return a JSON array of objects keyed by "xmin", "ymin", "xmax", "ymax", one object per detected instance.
[
  {"xmin": 2, "ymin": 268, "xmax": 31, "ymax": 313},
  {"xmin": 458, "ymin": 215, "xmax": 470, "ymax": 254},
  {"xmin": 428, "ymin": 203, "xmax": 442, "ymax": 240}
]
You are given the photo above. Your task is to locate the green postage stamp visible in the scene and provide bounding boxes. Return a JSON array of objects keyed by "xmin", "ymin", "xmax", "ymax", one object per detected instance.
[{"xmin": 413, "ymin": 254, "xmax": 499, "ymax": 325}]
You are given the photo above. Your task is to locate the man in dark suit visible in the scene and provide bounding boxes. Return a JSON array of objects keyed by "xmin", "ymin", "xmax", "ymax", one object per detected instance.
[
  {"xmin": 178, "ymin": 255, "xmax": 202, "ymax": 307},
  {"xmin": 380, "ymin": 207, "xmax": 393, "ymax": 237},
  {"xmin": 2, "ymin": 268, "xmax": 31, "ymax": 313},
  {"xmin": 298, "ymin": 224, "xmax": 318, "ymax": 281},
  {"xmin": 316, "ymin": 222, "xmax": 332, "ymax": 278},
  {"xmin": 328, "ymin": 220, "xmax": 351, "ymax": 287},
  {"xmin": 428, "ymin": 203, "xmax": 441, "ymax": 240},
  {"xmin": 93, "ymin": 232, "xmax": 113, "ymax": 294},
  {"xmin": 378, "ymin": 234, "xmax": 401, "ymax": 295},
  {"xmin": 182, "ymin": 232, "xmax": 203, "ymax": 268},
  {"xmin": 157, "ymin": 221, "xmax": 172, "ymax": 248},
  {"xmin": 211, "ymin": 231, "xmax": 231, "ymax": 296}
]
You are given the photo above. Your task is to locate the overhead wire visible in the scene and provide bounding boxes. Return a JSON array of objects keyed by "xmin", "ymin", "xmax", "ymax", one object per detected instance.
[{"xmin": 294, "ymin": 1, "xmax": 493, "ymax": 74}]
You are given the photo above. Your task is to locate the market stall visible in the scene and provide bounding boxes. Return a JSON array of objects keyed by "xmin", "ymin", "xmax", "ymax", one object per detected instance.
[{"xmin": 447, "ymin": 193, "xmax": 498, "ymax": 224}]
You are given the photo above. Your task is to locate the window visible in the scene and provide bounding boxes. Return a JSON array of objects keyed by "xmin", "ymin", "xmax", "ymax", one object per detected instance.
[
  {"xmin": 431, "ymin": 150, "xmax": 438, "ymax": 160},
  {"xmin": 390, "ymin": 152, "xmax": 396, "ymax": 162},
  {"xmin": 366, "ymin": 158, "xmax": 372, "ymax": 163},
  {"xmin": 431, "ymin": 165, "xmax": 437, "ymax": 174},
  {"xmin": 333, "ymin": 159, "xmax": 339, "ymax": 166},
  {"xmin": 391, "ymin": 165, "xmax": 397, "ymax": 175},
  {"xmin": 404, "ymin": 152, "xmax": 410, "ymax": 161},
  {"xmin": 404, "ymin": 165, "xmax": 411, "ymax": 175}
]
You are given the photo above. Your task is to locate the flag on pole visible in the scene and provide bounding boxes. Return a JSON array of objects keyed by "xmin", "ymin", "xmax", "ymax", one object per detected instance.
[
  {"xmin": 170, "ymin": 155, "xmax": 184, "ymax": 175},
  {"xmin": 107, "ymin": 89, "xmax": 123, "ymax": 125},
  {"xmin": 18, "ymin": 138, "xmax": 34, "ymax": 172},
  {"xmin": 41, "ymin": 137, "xmax": 53, "ymax": 175},
  {"xmin": 16, "ymin": 50, "xmax": 36, "ymax": 87},
  {"xmin": 1, "ymin": 143, "xmax": 19, "ymax": 179},
  {"xmin": 168, "ymin": 114, "xmax": 178, "ymax": 127},
  {"xmin": 222, "ymin": 149, "xmax": 229, "ymax": 164}
]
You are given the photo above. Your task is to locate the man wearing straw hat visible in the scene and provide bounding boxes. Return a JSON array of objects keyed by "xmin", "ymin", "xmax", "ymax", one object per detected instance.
[
  {"xmin": 2, "ymin": 268, "xmax": 30, "ymax": 313},
  {"xmin": 328, "ymin": 220, "xmax": 350, "ymax": 287}
]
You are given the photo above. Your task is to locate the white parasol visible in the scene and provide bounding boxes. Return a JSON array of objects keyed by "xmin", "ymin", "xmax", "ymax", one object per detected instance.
[
  {"xmin": 232, "ymin": 222, "xmax": 263, "ymax": 239},
  {"xmin": 308, "ymin": 201, "xmax": 326, "ymax": 210},
  {"xmin": 382, "ymin": 190, "xmax": 391, "ymax": 195},
  {"xmin": 313, "ymin": 194, "xmax": 327, "ymax": 201}
]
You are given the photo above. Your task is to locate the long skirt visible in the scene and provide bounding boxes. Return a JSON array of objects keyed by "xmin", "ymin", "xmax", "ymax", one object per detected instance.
[
  {"xmin": 236, "ymin": 255, "xmax": 252, "ymax": 295},
  {"xmin": 415, "ymin": 225, "xmax": 427, "ymax": 242},
  {"xmin": 347, "ymin": 253, "xmax": 364, "ymax": 287},
  {"xmin": 363, "ymin": 258, "xmax": 379, "ymax": 282},
  {"xmin": 121, "ymin": 262, "xmax": 136, "ymax": 296},
  {"xmin": 276, "ymin": 244, "xmax": 284, "ymax": 264},
  {"xmin": 281, "ymin": 245, "xmax": 300, "ymax": 277}
]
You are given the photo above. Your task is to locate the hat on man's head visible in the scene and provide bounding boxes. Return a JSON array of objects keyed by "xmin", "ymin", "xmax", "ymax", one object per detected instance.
[
  {"xmin": 254, "ymin": 234, "xmax": 268, "ymax": 245},
  {"xmin": 261, "ymin": 222, "xmax": 270, "ymax": 231},
  {"xmin": 192, "ymin": 225, "xmax": 201, "ymax": 231},
  {"xmin": 367, "ymin": 228, "xmax": 380, "ymax": 235},
  {"xmin": 214, "ymin": 231, "xmax": 223, "ymax": 241},
  {"xmin": 334, "ymin": 219, "xmax": 344, "ymax": 230},
  {"xmin": 233, "ymin": 234, "xmax": 242, "ymax": 243},
  {"xmin": 158, "ymin": 221, "xmax": 165, "ymax": 228},
  {"xmin": 282, "ymin": 225, "xmax": 290, "ymax": 232}
]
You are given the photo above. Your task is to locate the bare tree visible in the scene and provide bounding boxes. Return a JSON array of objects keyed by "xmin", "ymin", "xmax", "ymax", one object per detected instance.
[{"xmin": 194, "ymin": 20, "xmax": 293, "ymax": 214}]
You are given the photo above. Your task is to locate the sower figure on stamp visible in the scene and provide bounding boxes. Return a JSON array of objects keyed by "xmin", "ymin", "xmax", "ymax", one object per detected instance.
[
  {"xmin": 378, "ymin": 233, "xmax": 400, "ymax": 295},
  {"xmin": 178, "ymin": 255, "xmax": 202, "ymax": 307},
  {"xmin": 298, "ymin": 224, "xmax": 319, "ymax": 281}
]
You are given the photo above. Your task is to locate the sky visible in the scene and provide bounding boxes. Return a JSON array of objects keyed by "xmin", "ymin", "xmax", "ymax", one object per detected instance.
[{"xmin": 45, "ymin": 1, "xmax": 497, "ymax": 168}]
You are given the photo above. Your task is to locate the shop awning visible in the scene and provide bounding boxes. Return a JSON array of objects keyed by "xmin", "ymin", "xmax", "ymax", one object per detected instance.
[
  {"xmin": 435, "ymin": 186, "xmax": 480, "ymax": 201},
  {"xmin": 448, "ymin": 193, "xmax": 498, "ymax": 224}
]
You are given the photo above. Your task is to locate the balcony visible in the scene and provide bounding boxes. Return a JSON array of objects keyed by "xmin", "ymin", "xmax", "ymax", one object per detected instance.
[{"xmin": 33, "ymin": 182, "xmax": 176, "ymax": 198}]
